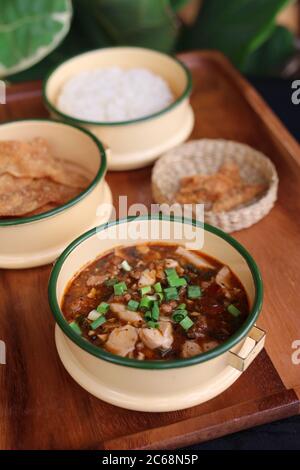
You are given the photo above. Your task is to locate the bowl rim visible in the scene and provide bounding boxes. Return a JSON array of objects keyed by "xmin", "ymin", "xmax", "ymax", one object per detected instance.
[
  {"xmin": 48, "ymin": 214, "xmax": 263, "ymax": 370},
  {"xmin": 42, "ymin": 46, "xmax": 193, "ymax": 127},
  {"xmin": 0, "ymin": 118, "xmax": 107, "ymax": 226}
]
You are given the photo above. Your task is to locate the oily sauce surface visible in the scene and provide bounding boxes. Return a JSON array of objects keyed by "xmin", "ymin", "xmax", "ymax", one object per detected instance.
[{"xmin": 62, "ymin": 243, "xmax": 249, "ymax": 360}]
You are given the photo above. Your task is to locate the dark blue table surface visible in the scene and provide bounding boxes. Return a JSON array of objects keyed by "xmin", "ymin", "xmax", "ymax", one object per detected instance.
[{"xmin": 185, "ymin": 77, "xmax": 300, "ymax": 451}]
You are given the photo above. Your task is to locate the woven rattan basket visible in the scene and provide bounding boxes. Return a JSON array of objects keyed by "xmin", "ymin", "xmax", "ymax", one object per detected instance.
[{"xmin": 152, "ymin": 139, "xmax": 278, "ymax": 232}]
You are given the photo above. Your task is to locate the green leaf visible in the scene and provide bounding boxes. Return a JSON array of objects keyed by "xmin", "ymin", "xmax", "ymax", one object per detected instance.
[
  {"xmin": 0, "ymin": 0, "xmax": 72, "ymax": 78},
  {"xmin": 241, "ymin": 25, "xmax": 295, "ymax": 76},
  {"xmin": 178, "ymin": 0, "xmax": 292, "ymax": 68},
  {"xmin": 73, "ymin": 0, "xmax": 179, "ymax": 52},
  {"xmin": 170, "ymin": 0, "xmax": 192, "ymax": 11}
]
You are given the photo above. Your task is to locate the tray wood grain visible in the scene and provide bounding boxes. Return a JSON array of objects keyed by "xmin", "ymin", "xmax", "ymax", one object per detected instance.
[{"xmin": 0, "ymin": 51, "xmax": 299, "ymax": 450}]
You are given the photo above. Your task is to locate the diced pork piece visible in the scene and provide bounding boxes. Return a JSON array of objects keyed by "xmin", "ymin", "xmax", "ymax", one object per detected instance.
[
  {"xmin": 202, "ymin": 340, "xmax": 219, "ymax": 352},
  {"xmin": 175, "ymin": 246, "xmax": 214, "ymax": 269},
  {"xmin": 159, "ymin": 315, "xmax": 175, "ymax": 323},
  {"xmin": 114, "ymin": 247, "xmax": 125, "ymax": 258},
  {"xmin": 97, "ymin": 333, "xmax": 108, "ymax": 342},
  {"xmin": 138, "ymin": 269, "xmax": 156, "ymax": 287},
  {"xmin": 137, "ymin": 352, "xmax": 145, "ymax": 360},
  {"xmin": 215, "ymin": 266, "xmax": 232, "ymax": 289},
  {"xmin": 155, "ymin": 263, "xmax": 166, "ymax": 281},
  {"xmin": 87, "ymin": 287, "xmax": 97, "ymax": 298},
  {"xmin": 181, "ymin": 341, "xmax": 202, "ymax": 358},
  {"xmin": 165, "ymin": 258, "xmax": 179, "ymax": 268},
  {"xmin": 110, "ymin": 303, "xmax": 143, "ymax": 323},
  {"xmin": 86, "ymin": 274, "xmax": 108, "ymax": 287},
  {"xmin": 160, "ymin": 300, "xmax": 177, "ymax": 314},
  {"xmin": 139, "ymin": 321, "xmax": 173, "ymax": 350},
  {"xmin": 105, "ymin": 325, "xmax": 138, "ymax": 357},
  {"xmin": 136, "ymin": 244, "xmax": 150, "ymax": 254},
  {"xmin": 187, "ymin": 315, "xmax": 208, "ymax": 339}
]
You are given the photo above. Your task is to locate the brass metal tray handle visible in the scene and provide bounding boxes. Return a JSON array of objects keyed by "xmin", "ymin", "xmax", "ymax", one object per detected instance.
[{"xmin": 229, "ymin": 325, "xmax": 266, "ymax": 372}]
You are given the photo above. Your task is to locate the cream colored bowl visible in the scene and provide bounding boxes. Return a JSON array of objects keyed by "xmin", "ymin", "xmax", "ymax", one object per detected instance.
[
  {"xmin": 43, "ymin": 47, "xmax": 194, "ymax": 171},
  {"xmin": 49, "ymin": 216, "xmax": 264, "ymax": 412},
  {"xmin": 0, "ymin": 119, "xmax": 112, "ymax": 269}
]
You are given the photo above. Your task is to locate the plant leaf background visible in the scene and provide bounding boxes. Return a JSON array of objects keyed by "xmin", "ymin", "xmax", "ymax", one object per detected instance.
[
  {"xmin": 2, "ymin": 0, "xmax": 296, "ymax": 82},
  {"xmin": 0, "ymin": 0, "xmax": 72, "ymax": 78}
]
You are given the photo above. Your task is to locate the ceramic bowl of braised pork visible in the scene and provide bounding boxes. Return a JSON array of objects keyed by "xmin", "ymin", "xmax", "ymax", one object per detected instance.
[{"xmin": 48, "ymin": 215, "xmax": 264, "ymax": 412}]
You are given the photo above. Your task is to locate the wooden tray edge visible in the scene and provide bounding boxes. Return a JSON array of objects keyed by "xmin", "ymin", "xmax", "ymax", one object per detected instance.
[
  {"xmin": 102, "ymin": 388, "xmax": 300, "ymax": 450},
  {"xmin": 178, "ymin": 50, "xmax": 300, "ymax": 167}
]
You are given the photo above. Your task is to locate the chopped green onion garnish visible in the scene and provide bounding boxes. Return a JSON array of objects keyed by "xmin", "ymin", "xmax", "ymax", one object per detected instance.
[
  {"xmin": 87, "ymin": 309, "xmax": 101, "ymax": 321},
  {"xmin": 157, "ymin": 292, "xmax": 164, "ymax": 303},
  {"xmin": 114, "ymin": 281, "xmax": 127, "ymax": 295},
  {"xmin": 140, "ymin": 296, "xmax": 153, "ymax": 309},
  {"xmin": 121, "ymin": 260, "xmax": 132, "ymax": 272},
  {"xmin": 165, "ymin": 268, "xmax": 178, "ymax": 277},
  {"xmin": 144, "ymin": 311, "xmax": 152, "ymax": 321},
  {"xmin": 172, "ymin": 309, "xmax": 188, "ymax": 323},
  {"xmin": 164, "ymin": 287, "xmax": 179, "ymax": 301},
  {"xmin": 227, "ymin": 304, "xmax": 241, "ymax": 317},
  {"xmin": 154, "ymin": 282, "xmax": 162, "ymax": 293},
  {"xmin": 96, "ymin": 302, "xmax": 110, "ymax": 314},
  {"xmin": 147, "ymin": 321, "xmax": 159, "ymax": 329},
  {"xmin": 168, "ymin": 276, "xmax": 187, "ymax": 288},
  {"xmin": 178, "ymin": 303, "xmax": 186, "ymax": 310},
  {"xmin": 104, "ymin": 277, "xmax": 118, "ymax": 286},
  {"xmin": 147, "ymin": 295, "xmax": 157, "ymax": 301},
  {"xmin": 90, "ymin": 315, "xmax": 107, "ymax": 330},
  {"xmin": 188, "ymin": 285, "xmax": 202, "ymax": 299},
  {"xmin": 140, "ymin": 285, "xmax": 151, "ymax": 296},
  {"xmin": 127, "ymin": 300, "xmax": 139, "ymax": 311},
  {"xmin": 69, "ymin": 321, "xmax": 82, "ymax": 335},
  {"xmin": 179, "ymin": 316, "xmax": 194, "ymax": 331},
  {"xmin": 151, "ymin": 301, "xmax": 160, "ymax": 321}
]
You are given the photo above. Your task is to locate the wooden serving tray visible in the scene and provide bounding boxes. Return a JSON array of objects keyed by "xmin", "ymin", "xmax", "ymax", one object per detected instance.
[{"xmin": 0, "ymin": 51, "xmax": 300, "ymax": 450}]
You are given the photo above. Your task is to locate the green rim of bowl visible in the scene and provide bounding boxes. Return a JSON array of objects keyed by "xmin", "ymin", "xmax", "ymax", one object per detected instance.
[
  {"xmin": 48, "ymin": 214, "xmax": 263, "ymax": 370},
  {"xmin": 42, "ymin": 46, "xmax": 193, "ymax": 127},
  {"xmin": 0, "ymin": 118, "xmax": 107, "ymax": 226}
]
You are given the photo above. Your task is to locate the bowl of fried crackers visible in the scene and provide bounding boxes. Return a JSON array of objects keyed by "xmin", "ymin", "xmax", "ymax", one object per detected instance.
[
  {"xmin": 0, "ymin": 119, "xmax": 112, "ymax": 269},
  {"xmin": 152, "ymin": 139, "xmax": 278, "ymax": 232}
]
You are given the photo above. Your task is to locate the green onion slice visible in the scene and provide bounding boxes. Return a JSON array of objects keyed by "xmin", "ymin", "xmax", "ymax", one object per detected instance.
[
  {"xmin": 168, "ymin": 276, "xmax": 187, "ymax": 288},
  {"xmin": 146, "ymin": 321, "xmax": 159, "ymax": 329},
  {"xmin": 87, "ymin": 309, "xmax": 101, "ymax": 321},
  {"xmin": 96, "ymin": 302, "xmax": 110, "ymax": 314},
  {"xmin": 165, "ymin": 268, "xmax": 178, "ymax": 277},
  {"xmin": 127, "ymin": 300, "xmax": 139, "ymax": 311},
  {"xmin": 172, "ymin": 309, "xmax": 188, "ymax": 323},
  {"xmin": 140, "ymin": 285, "xmax": 151, "ymax": 296},
  {"xmin": 140, "ymin": 296, "xmax": 153, "ymax": 309},
  {"xmin": 114, "ymin": 281, "xmax": 127, "ymax": 295},
  {"xmin": 151, "ymin": 301, "xmax": 160, "ymax": 321},
  {"xmin": 144, "ymin": 311, "xmax": 152, "ymax": 321},
  {"xmin": 179, "ymin": 316, "xmax": 194, "ymax": 331},
  {"xmin": 188, "ymin": 285, "xmax": 202, "ymax": 299},
  {"xmin": 90, "ymin": 315, "xmax": 106, "ymax": 330},
  {"xmin": 164, "ymin": 287, "xmax": 179, "ymax": 301},
  {"xmin": 121, "ymin": 260, "xmax": 132, "ymax": 271},
  {"xmin": 154, "ymin": 282, "xmax": 162, "ymax": 293},
  {"xmin": 227, "ymin": 304, "xmax": 241, "ymax": 317}
]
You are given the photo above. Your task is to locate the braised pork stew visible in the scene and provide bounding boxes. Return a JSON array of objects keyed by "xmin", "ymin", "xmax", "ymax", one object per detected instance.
[{"xmin": 62, "ymin": 244, "xmax": 249, "ymax": 360}]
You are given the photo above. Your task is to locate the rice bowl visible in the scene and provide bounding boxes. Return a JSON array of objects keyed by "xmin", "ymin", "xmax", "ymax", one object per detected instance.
[{"xmin": 43, "ymin": 47, "xmax": 194, "ymax": 171}]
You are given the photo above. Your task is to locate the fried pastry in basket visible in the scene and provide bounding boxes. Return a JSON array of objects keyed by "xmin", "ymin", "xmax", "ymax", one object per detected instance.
[{"xmin": 175, "ymin": 162, "xmax": 267, "ymax": 212}]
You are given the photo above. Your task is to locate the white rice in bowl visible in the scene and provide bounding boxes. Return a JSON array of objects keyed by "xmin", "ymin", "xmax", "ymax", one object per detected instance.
[{"xmin": 57, "ymin": 67, "xmax": 174, "ymax": 123}]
